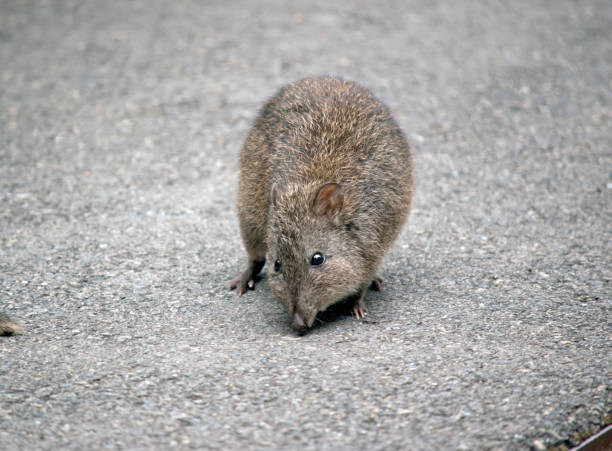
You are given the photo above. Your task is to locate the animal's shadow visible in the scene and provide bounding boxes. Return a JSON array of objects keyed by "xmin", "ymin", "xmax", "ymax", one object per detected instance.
[
  {"xmin": 302, "ymin": 292, "xmax": 382, "ymax": 335},
  {"xmin": 254, "ymin": 273, "xmax": 382, "ymax": 335}
]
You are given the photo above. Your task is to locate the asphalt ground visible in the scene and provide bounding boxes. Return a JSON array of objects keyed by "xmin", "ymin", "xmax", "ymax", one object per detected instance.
[{"xmin": 1, "ymin": 1, "xmax": 611, "ymax": 449}]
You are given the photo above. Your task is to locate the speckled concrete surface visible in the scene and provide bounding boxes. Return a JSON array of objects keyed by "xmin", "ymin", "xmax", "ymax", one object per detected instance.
[{"xmin": 1, "ymin": 1, "xmax": 611, "ymax": 449}]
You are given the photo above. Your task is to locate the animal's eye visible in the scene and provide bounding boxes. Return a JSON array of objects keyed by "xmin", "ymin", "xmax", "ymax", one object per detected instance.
[
  {"xmin": 274, "ymin": 259, "xmax": 281, "ymax": 272},
  {"xmin": 310, "ymin": 252, "xmax": 325, "ymax": 266}
]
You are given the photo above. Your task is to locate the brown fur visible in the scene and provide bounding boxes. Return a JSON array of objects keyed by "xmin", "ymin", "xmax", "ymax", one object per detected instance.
[{"xmin": 230, "ymin": 76, "xmax": 413, "ymax": 333}]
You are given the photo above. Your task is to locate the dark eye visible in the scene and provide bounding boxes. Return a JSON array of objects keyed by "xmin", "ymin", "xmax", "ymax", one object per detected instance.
[
  {"xmin": 274, "ymin": 259, "xmax": 281, "ymax": 272},
  {"xmin": 310, "ymin": 252, "xmax": 325, "ymax": 266}
]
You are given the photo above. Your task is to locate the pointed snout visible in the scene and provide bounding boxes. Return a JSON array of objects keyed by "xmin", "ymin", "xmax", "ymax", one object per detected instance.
[{"xmin": 291, "ymin": 310, "xmax": 308, "ymax": 335}]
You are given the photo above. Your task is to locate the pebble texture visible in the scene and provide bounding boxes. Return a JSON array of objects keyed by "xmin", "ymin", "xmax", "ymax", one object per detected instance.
[{"xmin": 1, "ymin": 1, "xmax": 611, "ymax": 449}]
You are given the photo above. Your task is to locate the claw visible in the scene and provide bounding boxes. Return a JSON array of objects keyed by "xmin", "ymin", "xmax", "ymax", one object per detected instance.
[
  {"xmin": 351, "ymin": 302, "xmax": 367, "ymax": 319},
  {"xmin": 229, "ymin": 275, "xmax": 247, "ymax": 296},
  {"xmin": 229, "ymin": 279, "xmax": 243, "ymax": 295}
]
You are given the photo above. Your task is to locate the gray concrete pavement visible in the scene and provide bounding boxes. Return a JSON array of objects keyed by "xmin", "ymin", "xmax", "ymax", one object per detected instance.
[{"xmin": 1, "ymin": 0, "xmax": 611, "ymax": 449}]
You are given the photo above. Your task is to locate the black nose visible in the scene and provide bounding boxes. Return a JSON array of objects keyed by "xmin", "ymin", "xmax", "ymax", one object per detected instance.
[{"xmin": 291, "ymin": 311, "xmax": 308, "ymax": 335}]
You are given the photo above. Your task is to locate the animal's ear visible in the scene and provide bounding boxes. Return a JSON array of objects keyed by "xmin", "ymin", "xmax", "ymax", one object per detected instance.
[{"xmin": 313, "ymin": 182, "xmax": 343, "ymax": 218}]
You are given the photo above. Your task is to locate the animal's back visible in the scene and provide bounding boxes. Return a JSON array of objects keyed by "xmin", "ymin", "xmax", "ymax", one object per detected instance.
[
  {"xmin": 244, "ymin": 76, "xmax": 413, "ymax": 248},
  {"xmin": 257, "ymin": 77, "xmax": 409, "ymax": 180}
]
